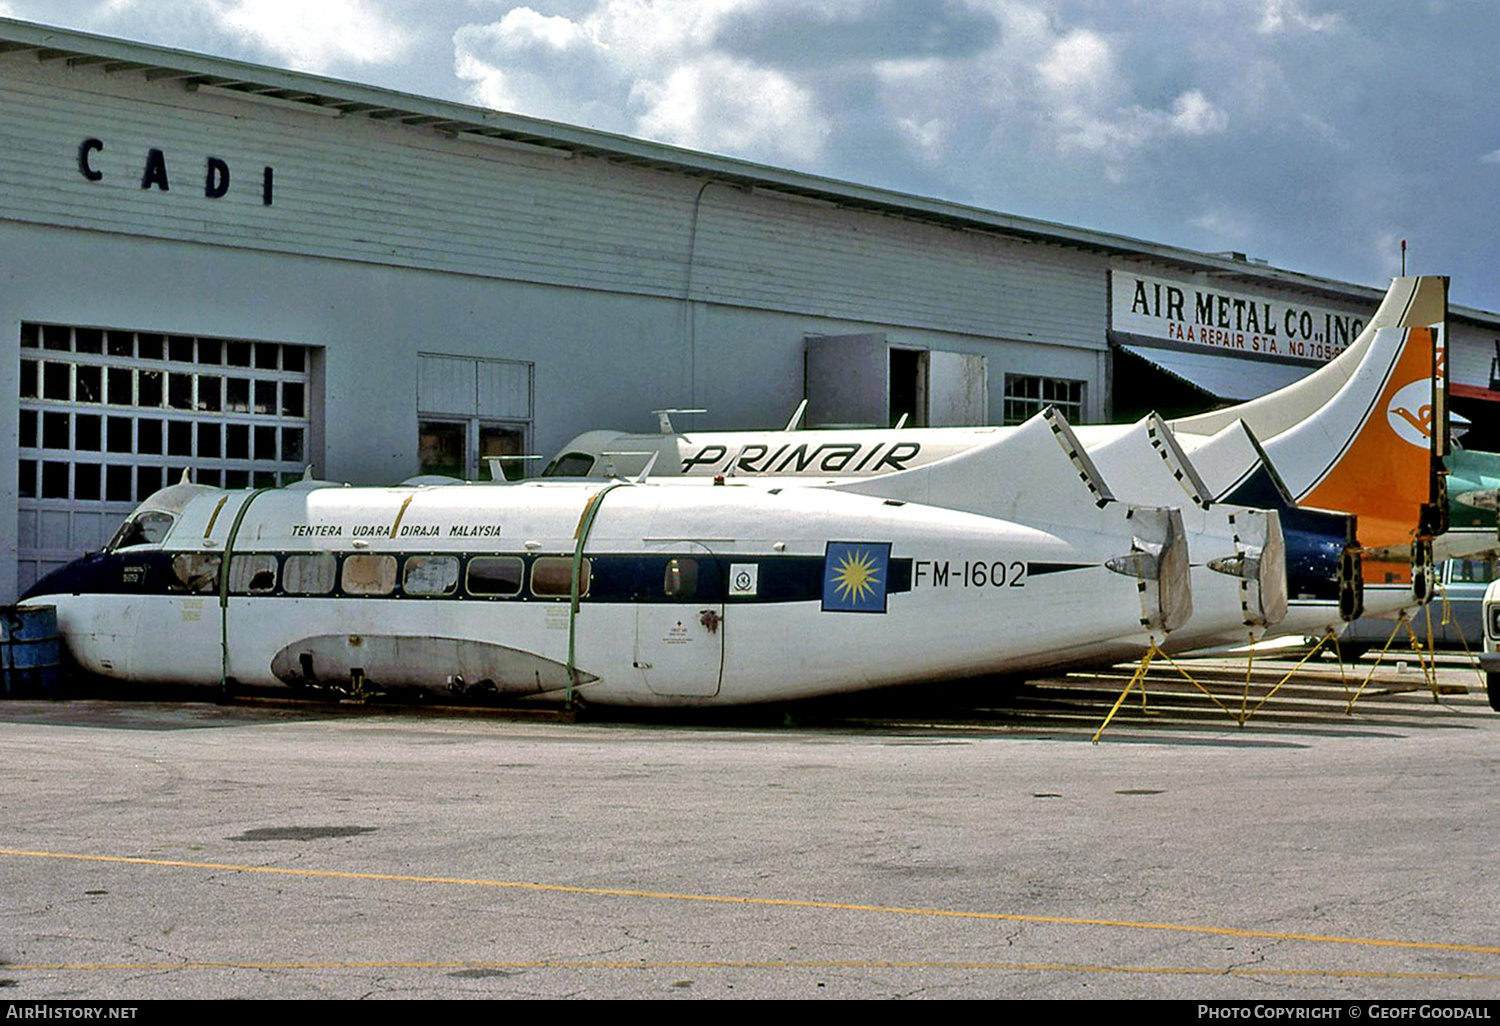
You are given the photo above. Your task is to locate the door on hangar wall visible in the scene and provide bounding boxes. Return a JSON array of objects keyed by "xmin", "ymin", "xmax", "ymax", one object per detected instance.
[
  {"xmin": 804, "ymin": 333, "xmax": 987, "ymax": 428},
  {"xmin": 417, "ymin": 354, "xmax": 534, "ymax": 481},
  {"xmin": 16, "ymin": 323, "xmax": 316, "ymax": 592}
]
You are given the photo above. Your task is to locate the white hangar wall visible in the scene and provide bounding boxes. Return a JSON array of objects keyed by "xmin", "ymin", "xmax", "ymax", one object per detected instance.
[{"xmin": 0, "ymin": 47, "xmax": 1107, "ymax": 347}]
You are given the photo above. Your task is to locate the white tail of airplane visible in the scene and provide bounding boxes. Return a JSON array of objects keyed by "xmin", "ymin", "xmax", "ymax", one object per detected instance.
[
  {"xmin": 834, "ymin": 408, "xmax": 1112, "ymax": 522},
  {"xmin": 834, "ymin": 408, "xmax": 1199, "ymax": 634},
  {"xmin": 1085, "ymin": 414, "xmax": 1286, "ymax": 634},
  {"xmin": 1173, "ymin": 276, "xmax": 1449, "ymax": 556},
  {"xmin": 1085, "ymin": 413, "xmax": 1215, "ymax": 509}
]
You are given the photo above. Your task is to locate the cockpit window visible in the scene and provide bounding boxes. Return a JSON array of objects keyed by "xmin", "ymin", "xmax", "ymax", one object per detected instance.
[
  {"xmin": 107, "ymin": 510, "xmax": 176, "ymax": 551},
  {"xmin": 540, "ymin": 452, "xmax": 596, "ymax": 477}
]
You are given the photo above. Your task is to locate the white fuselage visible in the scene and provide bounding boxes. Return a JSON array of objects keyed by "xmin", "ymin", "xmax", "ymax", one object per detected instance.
[{"xmin": 32, "ymin": 479, "xmax": 1185, "ymax": 706}]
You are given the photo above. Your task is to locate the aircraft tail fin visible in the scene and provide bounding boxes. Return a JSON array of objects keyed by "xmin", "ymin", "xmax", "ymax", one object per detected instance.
[
  {"xmin": 1173, "ymin": 276, "xmax": 1448, "ymax": 441},
  {"xmin": 1180, "ymin": 418, "xmax": 1364, "ymax": 620},
  {"xmin": 1085, "ymin": 413, "xmax": 1214, "ymax": 508},
  {"xmin": 832, "ymin": 407, "xmax": 1115, "ymax": 523},
  {"xmin": 1271, "ymin": 322, "xmax": 1446, "ymax": 552},
  {"xmin": 1178, "ymin": 418, "xmax": 1296, "ymax": 508},
  {"xmin": 1176, "ymin": 276, "xmax": 1448, "ymax": 555},
  {"xmin": 834, "ymin": 409, "xmax": 1195, "ymax": 633}
]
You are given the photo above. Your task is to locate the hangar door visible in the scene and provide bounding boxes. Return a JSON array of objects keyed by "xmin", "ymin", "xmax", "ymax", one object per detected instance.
[
  {"xmin": 17, "ymin": 323, "xmax": 314, "ymax": 592},
  {"xmin": 804, "ymin": 333, "xmax": 987, "ymax": 428}
]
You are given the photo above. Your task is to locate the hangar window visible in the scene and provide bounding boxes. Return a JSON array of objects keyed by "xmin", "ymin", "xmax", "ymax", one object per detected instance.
[
  {"xmin": 417, "ymin": 354, "xmax": 533, "ymax": 481},
  {"xmin": 17, "ymin": 323, "xmax": 318, "ymax": 593},
  {"xmin": 1002, "ymin": 375, "xmax": 1086, "ymax": 425}
]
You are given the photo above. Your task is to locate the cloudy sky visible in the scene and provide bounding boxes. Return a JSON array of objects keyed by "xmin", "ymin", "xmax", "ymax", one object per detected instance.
[{"xmin": 3, "ymin": 0, "xmax": 1497, "ymax": 310}]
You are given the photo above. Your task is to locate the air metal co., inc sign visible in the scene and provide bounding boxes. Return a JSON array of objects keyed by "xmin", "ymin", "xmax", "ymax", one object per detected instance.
[{"xmin": 1111, "ymin": 270, "xmax": 1368, "ymax": 364}]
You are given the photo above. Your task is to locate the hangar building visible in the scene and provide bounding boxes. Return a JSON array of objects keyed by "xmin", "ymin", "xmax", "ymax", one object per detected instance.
[{"xmin": 4, "ymin": 17, "xmax": 1499, "ymax": 601}]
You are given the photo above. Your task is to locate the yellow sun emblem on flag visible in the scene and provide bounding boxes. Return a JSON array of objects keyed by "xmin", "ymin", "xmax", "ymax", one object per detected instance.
[{"xmin": 831, "ymin": 548, "xmax": 882, "ymax": 604}]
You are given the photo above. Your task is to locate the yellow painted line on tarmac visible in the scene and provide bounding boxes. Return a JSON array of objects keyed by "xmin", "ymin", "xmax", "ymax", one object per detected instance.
[
  {"xmin": 4, "ymin": 846, "xmax": 1499, "ymax": 959},
  {"xmin": 8, "ymin": 960, "xmax": 1500, "ymax": 981}
]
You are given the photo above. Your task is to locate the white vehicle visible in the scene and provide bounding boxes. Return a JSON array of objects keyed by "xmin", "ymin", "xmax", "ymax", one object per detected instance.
[
  {"xmin": 22, "ymin": 412, "xmax": 1201, "ymax": 706},
  {"xmin": 1478, "ymin": 578, "xmax": 1500, "ymax": 711}
]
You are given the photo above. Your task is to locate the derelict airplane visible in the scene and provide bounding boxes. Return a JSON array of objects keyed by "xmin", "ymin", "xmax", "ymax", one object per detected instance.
[{"xmin": 22, "ymin": 409, "xmax": 1205, "ymax": 706}]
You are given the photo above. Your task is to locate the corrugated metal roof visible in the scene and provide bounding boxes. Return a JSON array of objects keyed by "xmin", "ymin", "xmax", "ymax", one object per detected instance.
[{"xmin": 2, "ymin": 14, "xmax": 1497, "ymax": 326}]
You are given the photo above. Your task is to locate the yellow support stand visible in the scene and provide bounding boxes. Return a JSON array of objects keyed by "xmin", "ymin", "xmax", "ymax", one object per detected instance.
[
  {"xmin": 1092, "ymin": 627, "xmax": 1359, "ymax": 743},
  {"xmin": 1344, "ymin": 609, "xmax": 1443, "ymax": 714},
  {"xmin": 1093, "ymin": 630, "xmax": 1276, "ymax": 742},
  {"xmin": 1091, "ymin": 638, "xmax": 1159, "ymax": 745},
  {"xmin": 1433, "ymin": 581, "xmax": 1487, "ymax": 692},
  {"xmin": 1236, "ymin": 628, "xmax": 1346, "ymax": 725}
]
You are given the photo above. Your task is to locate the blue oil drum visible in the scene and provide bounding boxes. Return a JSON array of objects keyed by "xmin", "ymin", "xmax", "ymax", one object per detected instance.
[{"xmin": 2, "ymin": 604, "xmax": 62, "ymax": 698}]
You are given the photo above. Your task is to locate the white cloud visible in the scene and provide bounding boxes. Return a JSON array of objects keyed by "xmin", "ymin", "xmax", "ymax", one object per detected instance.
[
  {"xmin": 1036, "ymin": 32, "xmax": 1227, "ymax": 166},
  {"xmin": 454, "ymin": 0, "xmax": 831, "ymax": 163},
  {"xmin": 1258, "ymin": 0, "xmax": 1341, "ymax": 35},
  {"xmin": 1038, "ymin": 28, "xmax": 1115, "ymax": 98},
  {"xmin": 490, "ymin": 6, "xmax": 596, "ymax": 52},
  {"xmin": 894, "ymin": 115, "xmax": 946, "ymax": 166},
  {"xmin": 1191, "ymin": 206, "xmax": 1253, "ymax": 242},
  {"xmin": 1169, "ymin": 90, "xmax": 1227, "ymax": 136},
  {"xmin": 1298, "ymin": 111, "xmax": 1345, "ymax": 148},
  {"xmin": 102, "ymin": 0, "xmax": 413, "ymax": 71},
  {"xmin": 869, "ymin": 7, "xmax": 1226, "ymax": 180},
  {"xmin": 450, "ymin": 2, "xmax": 1224, "ymax": 177},
  {"xmin": 632, "ymin": 56, "xmax": 828, "ymax": 161},
  {"xmin": 1482, "ymin": 149, "xmax": 1500, "ymax": 165}
]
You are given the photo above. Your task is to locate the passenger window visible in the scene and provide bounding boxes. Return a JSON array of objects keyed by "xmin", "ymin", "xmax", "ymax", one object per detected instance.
[
  {"xmin": 663, "ymin": 558, "xmax": 698, "ymax": 597},
  {"xmin": 228, "ymin": 553, "xmax": 279, "ymax": 595},
  {"xmin": 467, "ymin": 556, "xmax": 524, "ymax": 597},
  {"xmin": 404, "ymin": 555, "xmax": 459, "ymax": 597},
  {"xmin": 169, "ymin": 552, "xmax": 221, "ymax": 594},
  {"xmin": 341, "ymin": 554, "xmax": 398, "ymax": 596},
  {"xmin": 283, "ymin": 553, "xmax": 337, "ymax": 595},
  {"xmin": 531, "ymin": 556, "xmax": 590, "ymax": 597}
]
